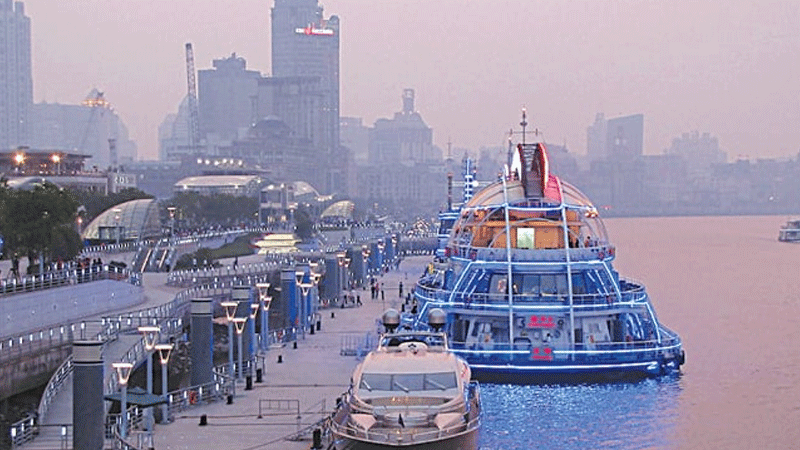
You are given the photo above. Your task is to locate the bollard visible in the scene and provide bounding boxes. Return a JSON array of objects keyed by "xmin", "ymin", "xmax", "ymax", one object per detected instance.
[
  {"xmin": 293, "ymin": 341, "xmax": 298, "ymax": 349},
  {"xmin": 245, "ymin": 375, "xmax": 253, "ymax": 390},
  {"xmin": 227, "ymin": 395, "xmax": 233, "ymax": 405},
  {"xmin": 312, "ymin": 428, "xmax": 322, "ymax": 449},
  {"xmin": 331, "ymin": 311, "xmax": 335, "ymax": 318},
  {"xmin": 310, "ymin": 325, "xmax": 315, "ymax": 335},
  {"xmin": 199, "ymin": 414, "xmax": 208, "ymax": 426},
  {"xmin": 316, "ymin": 321, "xmax": 321, "ymax": 331},
  {"xmin": 278, "ymin": 354, "xmax": 283, "ymax": 363},
  {"xmin": 256, "ymin": 368, "xmax": 263, "ymax": 383}
]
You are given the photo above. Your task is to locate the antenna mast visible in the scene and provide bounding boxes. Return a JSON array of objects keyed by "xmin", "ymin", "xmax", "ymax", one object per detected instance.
[{"xmin": 185, "ymin": 43, "xmax": 201, "ymax": 156}]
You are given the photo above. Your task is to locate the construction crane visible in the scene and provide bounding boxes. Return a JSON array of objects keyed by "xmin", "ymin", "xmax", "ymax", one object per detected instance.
[{"xmin": 185, "ymin": 42, "xmax": 201, "ymax": 156}]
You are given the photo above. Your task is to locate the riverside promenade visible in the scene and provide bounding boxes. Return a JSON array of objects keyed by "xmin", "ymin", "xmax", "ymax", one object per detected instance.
[{"xmin": 153, "ymin": 256, "xmax": 426, "ymax": 450}]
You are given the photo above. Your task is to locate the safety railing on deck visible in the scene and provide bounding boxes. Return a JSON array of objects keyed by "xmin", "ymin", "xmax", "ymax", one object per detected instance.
[{"xmin": 415, "ymin": 279, "xmax": 649, "ymax": 307}]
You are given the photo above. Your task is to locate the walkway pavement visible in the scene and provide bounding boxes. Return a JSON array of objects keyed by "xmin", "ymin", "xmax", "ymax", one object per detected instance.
[{"xmin": 153, "ymin": 256, "xmax": 427, "ymax": 450}]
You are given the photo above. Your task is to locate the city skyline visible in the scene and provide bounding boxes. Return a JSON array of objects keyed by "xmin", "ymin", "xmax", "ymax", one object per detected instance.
[{"xmin": 19, "ymin": 0, "xmax": 800, "ymax": 161}]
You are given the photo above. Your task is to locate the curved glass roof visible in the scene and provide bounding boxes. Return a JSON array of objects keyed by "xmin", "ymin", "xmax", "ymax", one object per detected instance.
[
  {"xmin": 320, "ymin": 200, "xmax": 355, "ymax": 220},
  {"xmin": 82, "ymin": 199, "xmax": 161, "ymax": 241}
]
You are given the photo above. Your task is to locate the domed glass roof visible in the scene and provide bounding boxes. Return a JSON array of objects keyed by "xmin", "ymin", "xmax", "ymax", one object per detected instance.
[{"xmin": 81, "ymin": 199, "xmax": 161, "ymax": 241}]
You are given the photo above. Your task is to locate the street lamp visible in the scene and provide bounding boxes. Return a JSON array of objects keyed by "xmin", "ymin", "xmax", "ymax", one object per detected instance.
[
  {"xmin": 13, "ymin": 151, "xmax": 24, "ymax": 173},
  {"xmin": 232, "ymin": 317, "xmax": 248, "ymax": 381},
  {"xmin": 112, "ymin": 362, "xmax": 133, "ymax": 440},
  {"xmin": 167, "ymin": 206, "xmax": 177, "ymax": 238},
  {"xmin": 295, "ymin": 269, "xmax": 304, "ymax": 331},
  {"xmin": 221, "ymin": 301, "xmax": 238, "ymax": 395},
  {"xmin": 138, "ymin": 326, "xmax": 159, "ymax": 433},
  {"xmin": 155, "ymin": 343, "xmax": 173, "ymax": 423},
  {"xmin": 256, "ymin": 283, "xmax": 271, "ymax": 351},
  {"xmin": 51, "ymin": 153, "xmax": 61, "ymax": 175}
]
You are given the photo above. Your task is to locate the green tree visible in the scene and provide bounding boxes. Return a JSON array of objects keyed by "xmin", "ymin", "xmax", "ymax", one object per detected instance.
[
  {"xmin": 0, "ymin": 182, "xmax": 82, "ymax": 265},
  {"xmin": 170, "ymin": 192, "xmax": 257, "ymax": 228},
  {"xmin": 70, "ymin": 187, "xmax": 153, "ymax": 224}
]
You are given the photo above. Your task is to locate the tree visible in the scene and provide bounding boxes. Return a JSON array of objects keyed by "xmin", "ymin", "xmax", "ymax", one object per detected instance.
[
  {"xmin": 0, "ymin": 182, "xmax": 82, "ymax": 265},
  {"xmin": 70, "ymin": 187, "xmax": 153, "ymax": 224}
]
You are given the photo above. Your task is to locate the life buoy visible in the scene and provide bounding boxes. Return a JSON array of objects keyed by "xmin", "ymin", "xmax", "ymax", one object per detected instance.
[{"xmin": 188, "ymin": 390, "xmax": 198, "ymax": 405}]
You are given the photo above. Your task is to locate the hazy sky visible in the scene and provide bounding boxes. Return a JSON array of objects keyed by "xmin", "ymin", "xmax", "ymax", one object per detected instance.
[{"xmin": 23, "ymin": 0, "xmax": 800, "ymax": 161}]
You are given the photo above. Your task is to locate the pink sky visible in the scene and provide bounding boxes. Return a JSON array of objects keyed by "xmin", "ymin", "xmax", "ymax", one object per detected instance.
[{"xmin": 23, "ymin": 0, "xmax": 800, "ymax": 160}]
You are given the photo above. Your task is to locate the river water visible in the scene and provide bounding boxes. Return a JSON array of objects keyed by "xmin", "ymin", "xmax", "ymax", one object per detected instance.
[{"xmin": 478, "ymin": 215, "xmax": 800, "ymax": 449}]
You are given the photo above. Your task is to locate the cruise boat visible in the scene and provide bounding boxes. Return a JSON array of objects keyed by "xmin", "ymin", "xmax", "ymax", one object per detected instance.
[
  {"xmin": 413, "ymin": 118, "xmax": 685, "ymax": 383},
  {"xmin": 778, "ymin": 218, "xmax": 800, "ymax": 242},
  {"xmin": 330, "ymin": 310, "xmax": 481, "ymax": 450}
]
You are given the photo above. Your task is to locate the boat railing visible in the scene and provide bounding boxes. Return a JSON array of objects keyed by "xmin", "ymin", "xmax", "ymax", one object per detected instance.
[
  {"xmin": 415, "ymin": 284, "xmax": 648, "ymax": 307},
  {"xmin": 450, "ymin": 331, "xmax": 682, "ymax": 360},
  {"xmin": 446, "ymin": 243, "xmax": 615, "ymax": 263}
]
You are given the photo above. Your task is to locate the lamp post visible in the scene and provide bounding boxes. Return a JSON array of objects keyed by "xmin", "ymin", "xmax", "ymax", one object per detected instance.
[
  {"xmin": 295, "ymin": 270, "xmax": 306, "ymax": 338},
  {"xmin": 155, "ymin": 343, "xmax": 173, "ymax": 423},
  {"xmin": 249, "ymin": 302, "xmax": 259, "ymax": 376},
  {"xmin": 336, "ymin": 254, "xmax": 346, "ymax": 301},
  {"xmin": 13, "ymin": 151, "xmax": 24, "ymax": 174},
  {"xmin": 167, "ymin": 206, "xmax": 176, "ymax": 238},
  {"xmin": 112, "ymin": 362, "xmax": 133, "ymax": 440},
  {"xmin": 256, "ymin": 283, "xmax": 271, "ymax": 351},
  {"xmin": 51, "ymin": 153, "xmax": 61, "ymax": 175},
  {"xmin": 138, "ymin": 326, "xmax": 159, "ymax": 434},
  {"xmin": 232, "ymin": 317, "xmax": 248, "ymax": 381},
  {"xmin": 221, "ymin": 301, "xmax": 238, "ymax": 396}
]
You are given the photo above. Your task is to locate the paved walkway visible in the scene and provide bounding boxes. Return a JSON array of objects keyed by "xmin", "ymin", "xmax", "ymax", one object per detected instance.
[{"xmin": 154, "ymin": 256, "xmax": 427, "ymax": 450}]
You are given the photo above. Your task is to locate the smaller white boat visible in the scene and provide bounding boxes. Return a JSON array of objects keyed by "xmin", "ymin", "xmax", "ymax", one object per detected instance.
[
  {"xmin": 778, "ymin": 219, "xmax": 800, "ymax": 242},
  {"xmin": 330, "ymin": 309, "xmax": 481, "ymax": 450}
]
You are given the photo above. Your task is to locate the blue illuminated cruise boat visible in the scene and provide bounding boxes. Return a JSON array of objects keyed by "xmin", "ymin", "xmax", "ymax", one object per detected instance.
[{"xmin": 413, "ymin": 116, "xmax": 685, "ymax": 383}]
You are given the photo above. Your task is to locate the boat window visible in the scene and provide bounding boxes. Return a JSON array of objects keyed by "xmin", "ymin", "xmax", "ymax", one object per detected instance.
[
  {"xmin": 540, "ymin": 274, "xmax": 568, "ymax": 295},
  {"xmin": 571, "ymin": 272, "xmax": 587, "ymax": 295},
  {"xmin": 518, "ymin": 274, "xmax": 540, "ymax": 295},
  {"xmin": 489, "ymin": 274, "xmax": 508, "ymax": 294},
  {"xmin": 359, "ymin": 372, "xmax": 458, "ymax": 393}
]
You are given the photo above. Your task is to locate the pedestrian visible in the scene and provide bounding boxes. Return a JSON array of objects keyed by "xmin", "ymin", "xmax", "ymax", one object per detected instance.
[
  {"xmin": 381, "ymin": 288, "xmax": 385, "ymax": 301},
  {"xmin": 233, "ymin": 256, "xmax": 238, "ymax": 270},
  {"xmin": 399, "ymin": 281, "xmax": 403, "ymax": 298}
]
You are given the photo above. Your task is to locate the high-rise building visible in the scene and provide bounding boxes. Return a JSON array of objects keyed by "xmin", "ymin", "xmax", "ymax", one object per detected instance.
[
  {"xmin": 0, "ymin": 0, "xmax": 32, "ymax": 150},
  {"xmin": 271, "ymin": 0, "xmax": 339, "ymax": 155},
  {"xmin": 606, "ymin": 114, "xmax": 644, "ymax": 159},
  {"xmin": 29, "ymin": 90, "xmax": 138, "ymax": 169},
  {"xmin": 369, "ymin": 89, "xmax": 438, "ymax": 165},
  {"xmin": 586, "ymin": 113, "xmax": 607, "ymax": 161},
  {"xmin": 198, "ymin": 53, "xmax": 262, "ymax": 141}
]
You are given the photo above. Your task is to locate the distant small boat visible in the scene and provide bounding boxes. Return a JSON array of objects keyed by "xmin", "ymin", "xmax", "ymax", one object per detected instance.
[
  {"xmin": 778, "ymin": 219, "xmax": 800, "ymax": 242},
  {"xmin": 330, "ymin": 309, "xmax": 481, "ymax": 450}
]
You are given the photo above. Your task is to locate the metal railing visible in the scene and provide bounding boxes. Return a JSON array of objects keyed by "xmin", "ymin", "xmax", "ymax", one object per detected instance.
[
  {"xmin": 8, "ymin": 248, "xmax": 283, "ymax": 448},
  {"xmin": 0, "ymin": 264, "xmax": 131, "ymax": 297}
]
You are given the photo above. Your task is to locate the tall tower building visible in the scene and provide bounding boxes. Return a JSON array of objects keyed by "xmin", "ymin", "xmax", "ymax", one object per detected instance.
[
  {"xmin": 0, "ymin": 0, "xmax": 32, "ymax": 150},
  {"xmin": 271, "ymin": 0, "xmax": 339, "ymax": 155}
]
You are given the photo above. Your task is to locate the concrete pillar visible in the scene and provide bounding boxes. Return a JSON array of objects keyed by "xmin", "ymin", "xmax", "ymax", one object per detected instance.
[
  {"xmin": 281, "ymin": 268, "xmax": 297, "ymax": 330},
  {"xmin": 73, "ymin": 341, "xmax": 104, "ymax": 450},
  {"xmin": 190, "ymin": 298, "xmax": 213, "ymax": 386}
]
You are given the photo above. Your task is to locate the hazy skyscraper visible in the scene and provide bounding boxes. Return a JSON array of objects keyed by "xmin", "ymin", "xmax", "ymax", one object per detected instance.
[
  {"xmin": 0, "ymin": 0, "xmax": 32, "ymax": 150},
  {"xmin": 271, "ymin": 0, "xmax": 339, "ymax": 155}
]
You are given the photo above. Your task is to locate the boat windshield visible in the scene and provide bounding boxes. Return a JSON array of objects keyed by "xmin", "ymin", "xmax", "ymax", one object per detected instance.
[{"xmin": 359, "ymin": 372, "xmax": 457, "ymax": 394}]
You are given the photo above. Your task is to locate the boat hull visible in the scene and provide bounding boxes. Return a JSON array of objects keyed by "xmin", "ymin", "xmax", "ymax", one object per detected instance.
[
  {"xmin": 465, "ymin": 354, "xmax": 683, "ymax": 384},
  {"xmin": 330, "ymin": 427, "xmax": 479, "ymax": 450}
]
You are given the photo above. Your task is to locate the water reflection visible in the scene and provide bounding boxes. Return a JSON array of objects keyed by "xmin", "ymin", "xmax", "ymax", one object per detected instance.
[{"xmin": 479, "ymin": 375, "xmax": 682, "ymax": 450}]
